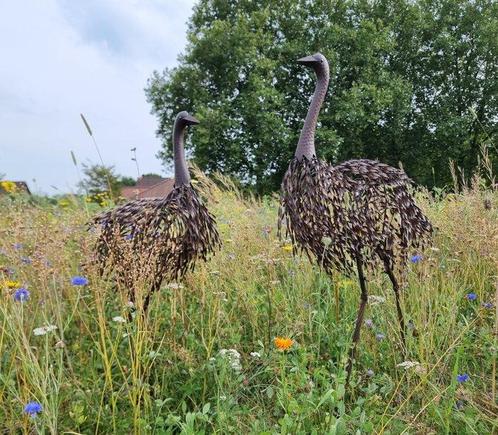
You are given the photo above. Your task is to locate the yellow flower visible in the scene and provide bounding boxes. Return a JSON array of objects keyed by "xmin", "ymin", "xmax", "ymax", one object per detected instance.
[
  {"xmin": 0, "ymin": 181, "xmax": 17, "ymax": 193},
  {"xmin": 274, "ymin": 337, "xmax": 294, "ymax": 351},
  {"xmin": 58, "ymin": 199, "xmax": 70, "ymax": 208},
  {"xmin": 282, "ymin": 244, "xmax": 293, "ymax": 253},
  {"xmin": 3, "ymin": 280, "xmax": 20, "ymax": 289}
]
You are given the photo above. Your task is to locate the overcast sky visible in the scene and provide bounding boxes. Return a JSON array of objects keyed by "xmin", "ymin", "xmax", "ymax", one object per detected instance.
[{"xmin": 0, "ymin": 0, "xmax": 196, "ymax": 194}]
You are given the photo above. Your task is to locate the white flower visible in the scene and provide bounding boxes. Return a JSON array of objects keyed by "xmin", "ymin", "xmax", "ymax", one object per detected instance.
[
  {"xmin": 218, "ymin": 348, "xmax": 242, "ymax": 372},
  {"xmin": 397, "ymin": 360, "xmax": 427, "ymax": 375},
  {"xmin": 112, "ymin": 316, "xmax": 126, "ymax": 323},
  {"xmin": 369, "ymin": 295, "xmax": 386, "ymax": 305},
  {"xmin": 126, "ymin": 301, "xmax": 135, "ymax": 308},
  {"xmin": 213, "ymin": 291, "xmax": 228, "ymax": 302},
  {"xmin": 219, "ymin": 348, "xmax": 241, "ymax": 358},
  {"xmin": 250, "ymin": 352, "xmax": 261, "ymax": 358},
  {"xmin": 166, "ymin": 283, "xmax": 184, "ymax": 289},
  {"xmin": 397, "ymin": 360, "xmax": 421, "ymax": 370},
  {"xmin": 33, "ymin": 325, "xmax": 58, "ymax": 336}
]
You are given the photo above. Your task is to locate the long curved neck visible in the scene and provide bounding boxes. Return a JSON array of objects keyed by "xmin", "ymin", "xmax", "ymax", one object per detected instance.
[
  {"xmin": 295, "ymin": 67, "xmax": 329, "ymax": 160},
  {"xmin": 173, "ymin": 120, "xmax": 190, "ymax": 186}
]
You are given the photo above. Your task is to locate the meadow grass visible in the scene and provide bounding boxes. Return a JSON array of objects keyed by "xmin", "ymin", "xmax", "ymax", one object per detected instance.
[{"xmin": 0, "ymin": 174, "xmax": 496, "ymax": 434}]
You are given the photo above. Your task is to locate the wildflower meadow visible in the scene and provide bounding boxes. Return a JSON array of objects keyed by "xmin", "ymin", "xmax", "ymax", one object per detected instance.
[{"xmin": 0, "ymin": 171, "xmax": 497, "ymax": 434}]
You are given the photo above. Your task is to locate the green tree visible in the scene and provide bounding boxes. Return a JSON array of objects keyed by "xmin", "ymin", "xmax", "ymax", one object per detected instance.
[
  {"xmin": 140, "ymin": 173, "xmax": 164, "ymax": 179},
  {"xmin": 146, "ymin": 0, "xmax": 497, "ymax": 193},
  {"xmin": 78, "ymin": 164, "xmax": 135, "ymax": 200},
  {"xmin": 120, "ymin": 176, "xmax": 136, "ymax": 187}
]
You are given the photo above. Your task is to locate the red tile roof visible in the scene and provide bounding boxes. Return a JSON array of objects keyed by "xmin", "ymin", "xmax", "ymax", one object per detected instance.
[
  {"xmin": 135, "ymin": 174, "xmax": 165, "ymax": 188},
  {"xmin": 121, "ymin": 178, "xmax": 174, "ymax": 200}
]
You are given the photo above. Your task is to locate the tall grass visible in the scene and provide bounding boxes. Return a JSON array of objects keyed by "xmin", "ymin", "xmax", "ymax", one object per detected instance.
[{"xmin": 0, "ymin": 173, "xmax": 496, "ymax": 434}]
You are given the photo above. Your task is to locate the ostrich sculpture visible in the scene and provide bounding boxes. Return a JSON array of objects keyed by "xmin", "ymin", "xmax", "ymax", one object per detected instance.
[
  {"xmin": 93, "ymin": 111, "xmax": 220, "ymax": 312},
  {"xmin": 278, "ymin": 53, "xmax": 432, "ymax": 382}
]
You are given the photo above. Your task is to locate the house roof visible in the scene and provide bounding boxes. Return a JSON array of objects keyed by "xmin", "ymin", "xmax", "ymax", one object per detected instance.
[
  {"xmin": 121, "ymin": 178, "xmax": 175, "ymax": 200},
  {"xmin": 135, "ymin": 175, "xmax": 165, "ymax": 188}
]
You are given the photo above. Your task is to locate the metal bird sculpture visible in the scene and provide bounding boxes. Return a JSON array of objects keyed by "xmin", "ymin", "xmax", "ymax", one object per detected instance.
[
  {"xmin": 93, "ymin": 111, "xmax": 220, "ymax": 312},
  {"xmin": 278, "ymin": 53, "xmax": 432, "ymax": 383}
]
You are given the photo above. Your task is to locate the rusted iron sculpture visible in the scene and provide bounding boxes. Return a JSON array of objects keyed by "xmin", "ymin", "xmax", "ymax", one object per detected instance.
[
  {"xmin": 93, "ymin": 111, "xmax": 220, "ymax": 312},
  {"xmin": 278, "ymin": 53, "xmax": 432, "ymax": 383}
]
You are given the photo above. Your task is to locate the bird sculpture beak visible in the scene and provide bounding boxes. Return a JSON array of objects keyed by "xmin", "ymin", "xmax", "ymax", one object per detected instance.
[
  {"xmin": 184, "ymin": 114, "xmax": 200, "ymax": 125},
  {"xmin": 297, "ymin": 55, "xmax": 318, "ymax": 65}
]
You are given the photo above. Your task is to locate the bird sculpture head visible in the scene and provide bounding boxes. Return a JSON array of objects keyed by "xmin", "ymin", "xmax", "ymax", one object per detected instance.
[
  {"xmin": 297, "ymin": 52, "xmax": 329, "ymax": 75},
  {"xmin": 175, "ymin": 110, "xmax": 200, "ymax": 126}
]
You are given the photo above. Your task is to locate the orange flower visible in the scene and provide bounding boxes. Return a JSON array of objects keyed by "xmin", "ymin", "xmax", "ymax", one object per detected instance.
[{"xmin": 274, "ymin": 337, "xmax": 294, "ymax": 351}]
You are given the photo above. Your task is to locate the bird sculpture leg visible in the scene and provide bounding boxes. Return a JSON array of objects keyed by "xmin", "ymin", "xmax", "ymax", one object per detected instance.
[
  {"xmin": 126, "ymin": 288, "xmax": 152, "ymax": 321},
  {"xmin": 383, "ymin": 260, "xmax": 406, "ymax": 353},
  {"xmin": 142, "ymin": 293, "xmax": 152, "ymax": 314},
  {"xmin": 142, "ymin": 277, "xmax": 163, "ymax": 314},
  {"xmin": 346, "ymin": 258, "xmax": 368, "ymax": 385}
]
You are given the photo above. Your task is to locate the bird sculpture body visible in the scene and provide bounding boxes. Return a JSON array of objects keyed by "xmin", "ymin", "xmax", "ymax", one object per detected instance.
[
  {"xmin": 93, "ymin": 111, "xmax": 220, "ymax": 311},
  {"xmin": 278, "ymin": 53, "xmax": 432, "ymax": 382}
]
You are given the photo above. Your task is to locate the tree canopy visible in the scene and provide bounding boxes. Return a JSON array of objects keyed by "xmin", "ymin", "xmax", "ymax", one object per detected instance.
[
  {"xmin": 78, "ymin": 163, "xmax": 136, "ymax": 202},
  {"xmin": 146, "ymin": 0, "xmax": 498, "ymax": 193}
]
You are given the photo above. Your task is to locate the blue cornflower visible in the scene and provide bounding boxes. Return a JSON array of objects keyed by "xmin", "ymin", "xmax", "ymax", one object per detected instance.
[
  {"xmin": 21, "ymin": 256, "xmax": 32, "ymax": 265},
  {"xmin": 13, "ymin": 243, "xmax": 23, "ymax": 250},
  {"xmin": 456, "ymin": 373, "xmax": 469, "ymax": 383},
  {"xmin": 14, "ymin": 288, "xmax": 30, "ymax": 302},
  {"xmin": 71, "ymin": 276, "xmax": 89, "ymax": 286},
  {"xmin": 24, "ymin": 401, "xmax": 42, "ymax": 417},
  {"xmin": 482, "ymin": 302, "xmax": 494, "ymax": 309},
  {"xmin": 466, "ymin": 293, "xmax": 477, "ymax": 301},
  {"xmin": 124, "ymin": 234, "xmax": 133, "ymax": 240},
  {"xmin": 375, "ymin": 333, "xmax": 385, "ymax": 341},
  {"xmin": 410, "ymin": 254, "xmax": 423, "ymax": 263}
]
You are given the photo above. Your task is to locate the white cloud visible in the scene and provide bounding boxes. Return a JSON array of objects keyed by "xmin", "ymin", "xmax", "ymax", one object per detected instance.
[{"xmin": 0, "ymin": 0, "xmax": 196, "ymax": 193}]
